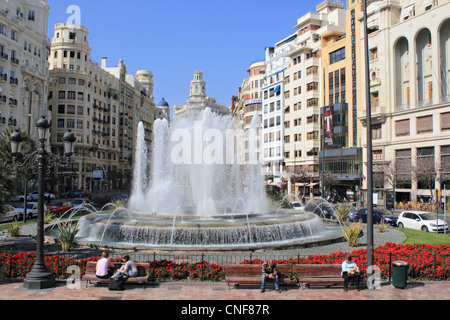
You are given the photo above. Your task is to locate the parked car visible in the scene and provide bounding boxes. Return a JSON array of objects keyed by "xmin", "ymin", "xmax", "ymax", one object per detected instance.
[
  {"xmin": 73, "ymin": 189, "xmax": 88, "ymax": 197},
  {"xmin": 46, "ymin": 200, "xmax": 73, "ymax": 215},
  {"xmin": 290, "ymin": 201, "xmax": 303, "ymax": 210},
  {"xmin": 11, "ymin": 194, "xmax": 32, "ymax": 202},
  {"xmin": 0, "ymin": 205, "xmax": 20, "ymax": 223},
  {"xmin": 71, "ymin": 198, "xmax": 96, "ymax": 209},
  {"xmin": 17, "ymin": 202, "xmax": 47, "ymax": 220},
  {"xmin": 304, "ymin": 198, "xmax": 335, "ymax": 219},
  {"xmin": 397, "ymin": 210, "xmax": 448, "ymax": 233},
  {"xmin": 334, "ymin": 204, "xmax": 358, "ymax": 219},
  {"xmin": 28, "ymin": 192, "xmax": 55, "ymax": 201},
  {"xmin": 349, "ymin": 208, "xmax": 398, "ymax": 226}
]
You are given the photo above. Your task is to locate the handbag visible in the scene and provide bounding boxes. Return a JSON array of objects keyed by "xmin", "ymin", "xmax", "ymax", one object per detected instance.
[{"xmin": 108, "ymin": 277, "xmax": 125, "ymax": 291}]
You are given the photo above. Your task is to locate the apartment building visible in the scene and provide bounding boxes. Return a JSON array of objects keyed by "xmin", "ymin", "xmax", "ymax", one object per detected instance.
[
  {"xmin": 359, "ymin": 0, "xmax": 450, "ymax": 205},
  {"xmin": 48, "ymin": 23, "xmax": 168, "ymax": 194},
  {"xmin": 0, "ymin": 0, "xmax": 50, "ymax": 136},
  {"xmin": 284, "ymin": 0, "xmax": 346, "ymax": 197},
  {"xmin": 232, "ymin": 61, "xmax": 265, "ymax": 164},
  {"xmin": 262, "ymin": 34, "xmax": 295, "ymax": 183},
  {"xmin": 318, "ymin": 0, "xmax": 364, "ymax": 201}
]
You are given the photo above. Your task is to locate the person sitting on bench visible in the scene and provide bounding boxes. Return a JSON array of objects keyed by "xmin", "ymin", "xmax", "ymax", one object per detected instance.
[
  {"xmin": 112, "ymin": 254, "xmax": 138, "ymax": 280},
  {"xmin": 95, "ymin": 251, "xmax": 114, "ymax": 279},
  {"xmin": 260, "ymin": 259, "xmax": 281, "ymax": 293},
  {"xmin": 341, "ymin": 253, "xmax": 360, "ymax": 291}
]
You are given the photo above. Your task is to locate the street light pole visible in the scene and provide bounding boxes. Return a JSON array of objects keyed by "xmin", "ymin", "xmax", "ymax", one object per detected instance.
[
  {"xmin": 363, "ymin": 0, "xmax": 374, "ymax": 278},
  {"xmin": 10, "ymin": 116, "xmax": 76, "ymax": 290}
]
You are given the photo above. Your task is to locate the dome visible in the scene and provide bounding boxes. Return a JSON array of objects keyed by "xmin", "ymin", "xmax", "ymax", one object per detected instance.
[{"xmin": 157, "ymin": 98, "xmax": 169, "ymax": 107}]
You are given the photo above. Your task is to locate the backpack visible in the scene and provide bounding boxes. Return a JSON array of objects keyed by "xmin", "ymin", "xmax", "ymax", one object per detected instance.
[{"xmin": 108, "ymin": 278, "xmax": 125, "ymax": 291}]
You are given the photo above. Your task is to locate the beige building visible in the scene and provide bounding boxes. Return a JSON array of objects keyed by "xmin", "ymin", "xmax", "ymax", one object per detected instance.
[
  {"xmin": 173, "ymin": 71, "xmax": 230, "ymax": 119},
  {"xmin": 316, "ymin": 0, "xmax": 364, "ymax": 201},
  {"xmin": 48, "ymin": 23, "xmax": 168, "ymax": 194},
  {"xmin": 0, "ymin": 0, "xmax": 50, "ymax": 137},
  {"xmin": 359, "ymin": 0, "xmax": 450, "ymax": 205}
]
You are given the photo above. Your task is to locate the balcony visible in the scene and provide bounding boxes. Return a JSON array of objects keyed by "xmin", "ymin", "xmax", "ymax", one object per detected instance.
[
  {"xmin": 0, "ymin": 95, "xmax": 6, "ymax": 103},
  {"xmin": 305, "ymin": 57, "xmax": 320, "ymax": 69},
  {"xmin": 21, "ymin": 65, "xmax": 47, "ymax": 81},
  {"xmin": 360, "ymin": 105, "xmax": 387, "ymax": 123},
  {"xmin": 0, "ymin": 73, "xmax": 6, "ymax": 82},
  {"xmin": 0, "ymin": 52, "xmax": 8, "ymax": 61},
  {"xmin": 9, "ymin": 98, "xmax": 17, "ymax": 106},
  {"xmin": 9, "ymin": 77, "xmax": 18, "ymax": 85},
  {"xmin": 10, "ymin": 57, "xmax": 19, "ymax": 65}
]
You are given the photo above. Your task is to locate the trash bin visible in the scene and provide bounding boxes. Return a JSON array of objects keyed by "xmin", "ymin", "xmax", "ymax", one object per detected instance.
[{"xmin": 392, "ymin": 261, "xmax": 409, "ymax": 289}]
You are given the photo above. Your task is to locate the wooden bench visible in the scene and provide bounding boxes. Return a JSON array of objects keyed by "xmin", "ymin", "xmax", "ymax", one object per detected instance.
[
  {"xmin": 82, "ymin": 261, "xmax": 150, "ymax": 288},
  {"xmin": 295, "ymin": 264, "xmax": 345, "ymax": 289},
  {"xmin": 224, "ymin": 264, "xmax": 294, "ymax": 290}
]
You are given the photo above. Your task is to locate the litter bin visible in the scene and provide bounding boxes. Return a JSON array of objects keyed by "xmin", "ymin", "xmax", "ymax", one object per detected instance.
[{"xmin": 392, "ymin": 261, "xmax": 409, "ymax": 289}]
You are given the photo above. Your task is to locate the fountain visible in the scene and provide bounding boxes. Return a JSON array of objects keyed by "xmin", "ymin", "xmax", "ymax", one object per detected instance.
[{"xmin": 72, "ymin": 108, "xmax": 343, "ymax": 251}]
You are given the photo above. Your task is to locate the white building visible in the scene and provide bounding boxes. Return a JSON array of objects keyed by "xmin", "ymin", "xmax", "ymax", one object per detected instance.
[
  {"xmin": 173, "ymin": 71, "xmax": 230, "ymax": 119},
  {"xmin": 0, "ymin": 0, "xmax": 50, "ymax": 136},
  {"xmin": 359, "ymin": 0, "xmax": 450, "ymax": 205},
  {"xmin": 262, "ymin": 33, "xmax": 296, "ymax": 180}
]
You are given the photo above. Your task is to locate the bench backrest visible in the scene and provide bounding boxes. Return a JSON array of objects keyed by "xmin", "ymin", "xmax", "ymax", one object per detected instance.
[
  {"xmin": 224, "ymin": 264, "xmax": 290, "ymax": 277},
  {"xmin": 295, "ymin": 264, "xmax": 341, "ymax": 277}
]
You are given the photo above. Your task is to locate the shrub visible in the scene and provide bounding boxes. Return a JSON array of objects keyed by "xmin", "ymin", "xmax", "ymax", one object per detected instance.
[
  {"xmin": 376, "ymin": 219, "xmax": 389, "ymax": 233},
  {"xmin": 343, "ymin": 223, "xmax": 363, "ymax": 247},
  {"xmin": 7, "ymin": 221, "xmax": 21, "ymax": 237},
  {"xmin": 44, "ymin": 210, "xmax": 56, "ymax": 224},
  {"xmin": 57, "ymin": 221, "xmax": 80, "ymax": 252},
  {"xmin": 334, "ymin": 205, "xmax": 351, "ymax": 223}
]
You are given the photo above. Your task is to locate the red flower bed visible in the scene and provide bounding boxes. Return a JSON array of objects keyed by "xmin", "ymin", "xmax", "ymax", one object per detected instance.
[{"xmin": 1, "ymin": 243, "xmax": 449, "ymax": 281}]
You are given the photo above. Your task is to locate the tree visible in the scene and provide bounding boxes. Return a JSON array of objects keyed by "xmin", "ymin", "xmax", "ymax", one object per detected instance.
[
  {"xmin": 0, "ymin": 128, "xmax": 36, "ymax": 205},
  {"xmin": 412, "ymin": 157, "xmax": 437, "ymax": 201}
]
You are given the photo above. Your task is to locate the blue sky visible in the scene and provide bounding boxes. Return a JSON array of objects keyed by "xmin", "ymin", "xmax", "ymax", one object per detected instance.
[{"xmin": 47, "ymin": 0, "xmax": 321, "ymax": 109}]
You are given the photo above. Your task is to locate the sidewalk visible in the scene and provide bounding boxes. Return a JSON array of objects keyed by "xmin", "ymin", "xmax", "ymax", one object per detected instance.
[{"xmin": 0, "ymin": 279, "xmax": 448, "ymax": 301}]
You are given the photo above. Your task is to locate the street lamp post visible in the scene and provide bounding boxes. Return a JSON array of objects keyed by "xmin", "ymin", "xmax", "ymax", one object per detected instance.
[
  {"xmin": 10, "ymin": 116, "xmax": 76, "ymax": 290},
  {"xmin": 363, "ymin": 0, "xmax": 374, "ymax": 279}
]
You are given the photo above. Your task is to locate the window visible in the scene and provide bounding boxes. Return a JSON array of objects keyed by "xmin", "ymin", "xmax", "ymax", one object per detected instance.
[
  {"xmin": 57, "ymin": 119, "xmax": 64, "ymax": 128},
  {"xmin": 369, "ymin": 48, "xmax": 378, "ymax": 60},
  {"xmin": 58, "ymin": 91, "xmax": 65, "ymax": 99},
  {"xmin": 330, "ymin": 47, "xmax": 345, "ymax": 64},
  {"xmin": 67, "ymin": 105, "xmax": 75, "ymax": 114},
  {"xmin": 67, "ymin": 91, "xmax": 76, "ymax": 100},
  {"xmin": 372, "ymin": 124, "xmax": 382, "ymax": 139},
  {"xmin": 28, "ymin": 11, "xmax": 35, "ymax": 21},
  {"xmin": 69, "ymin": 32, "xmax": 76, "ymax": 40},
  {"xmin": 66, "ymin": 119, "xmax": 75, "ymax": 129},
  {"xmin": 416, "ymin": 115, "xmax": 432, "ymax": 134},
  {"xmin": 395, "ymin": 149, "xmax": 412, "ymax": 188},
  {"xmin": 441, "ymin": 112, "xmax": 450, "ymax": 131},
  {"xmin": 395, "ymin": 119, "xmax": 410, "ymax": 137},
  {"xmin": 373, "ymin": 150, "xmax": 383, "ymax": 160},
  {"xmin": 11, "ymin": 30, "xmax": 17, "ymax": 41},
  {"xmin": 58, "ymin": 105, "xmax": 65, "ymax": 114}
]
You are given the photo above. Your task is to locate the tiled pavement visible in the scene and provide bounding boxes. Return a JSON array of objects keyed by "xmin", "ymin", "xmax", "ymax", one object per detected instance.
[{"xmin": 0, "ymin": 279, "xmax": 448, "ymax": 301}]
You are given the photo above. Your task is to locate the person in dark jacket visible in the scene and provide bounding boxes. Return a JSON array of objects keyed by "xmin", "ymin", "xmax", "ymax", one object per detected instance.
[{"xmin": 260, "ymin": 259, "xmax": 281, "ymax": 293}]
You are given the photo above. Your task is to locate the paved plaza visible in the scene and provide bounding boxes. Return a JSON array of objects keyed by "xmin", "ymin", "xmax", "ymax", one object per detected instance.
[{"xmin": 0, "ymin": 278, "xmax": 448, "ymax": 301}]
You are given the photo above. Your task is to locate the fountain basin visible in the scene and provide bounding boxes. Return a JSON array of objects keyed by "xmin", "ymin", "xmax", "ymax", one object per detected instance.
[{"xmin": 68, "ymin": 209, "xmax": 344, "ymax": 251}]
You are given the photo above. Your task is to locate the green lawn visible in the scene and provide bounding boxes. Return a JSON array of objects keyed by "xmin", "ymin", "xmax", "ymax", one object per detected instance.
[{"xmin": 395, "ymin": 227, "xmax": 450, "ymax": 245}]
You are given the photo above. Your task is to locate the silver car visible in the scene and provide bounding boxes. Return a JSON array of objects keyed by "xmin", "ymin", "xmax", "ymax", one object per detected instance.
[
  {"xmin": 0, "ymin": 205, "xmax": 20, "ymax": 223},
  {"xmin": 17, "ymin": 202, "xmax": 47, "ymax": 219}
]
